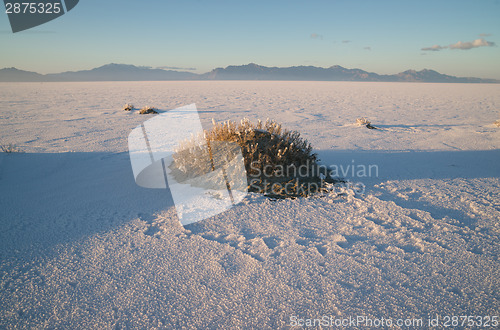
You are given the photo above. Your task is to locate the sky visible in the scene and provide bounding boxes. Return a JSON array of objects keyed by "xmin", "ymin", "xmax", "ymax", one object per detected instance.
[{"xmin": 1, "ymin": 0, "xmax": 499, "ymax": 79}]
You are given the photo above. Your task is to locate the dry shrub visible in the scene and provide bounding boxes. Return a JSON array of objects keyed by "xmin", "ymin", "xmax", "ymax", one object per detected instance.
[
  {"xmin": 356, "ymin": 117, "xmax": 371, "ymax": 126},
  {"xmin": 356, "ymin": 117, "xmax": 377, "ymax": 129},
  {"xmin": 1, "ymin": 143, "xmax": 23, "ymax": 153},
  {"xmin": 170, "ymin": 118, "xmax": 335, "ymax": 198},
  {"xmin": 494, "ymin": 120, "xmax": 500, "ymax": 127},
  {"xmin": 123, "ymin": 103, "xmax": 134, "ymax": 111},
  {"xmin": 139, "ymin": 106, "xmax": 158, "ymax": 114}
]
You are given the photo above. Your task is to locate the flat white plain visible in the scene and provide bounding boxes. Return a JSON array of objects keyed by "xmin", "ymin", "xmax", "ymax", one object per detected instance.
[{"xmin": 0, "ymin": 81, "xmax": 499, "ymax": 328}]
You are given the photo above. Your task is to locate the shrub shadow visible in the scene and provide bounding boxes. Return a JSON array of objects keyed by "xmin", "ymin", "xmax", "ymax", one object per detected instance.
[
  {"xmin": 0, "ymin": 152, "xmax": 175, "ymax": 254},
  {"xmin": 317, "ymin": 149, "xmax": 499, "ymax": 183}
]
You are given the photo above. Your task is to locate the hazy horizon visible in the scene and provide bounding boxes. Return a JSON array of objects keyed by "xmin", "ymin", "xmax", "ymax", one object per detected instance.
[{"xmin": 3, "ymin": 62, "xmax": 500, "ymax": 83}]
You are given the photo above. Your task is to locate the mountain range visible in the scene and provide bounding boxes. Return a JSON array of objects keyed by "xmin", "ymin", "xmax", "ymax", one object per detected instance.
[{"xmin": 1, "ymin": 63, "xmax": 498, "ymax": 83}]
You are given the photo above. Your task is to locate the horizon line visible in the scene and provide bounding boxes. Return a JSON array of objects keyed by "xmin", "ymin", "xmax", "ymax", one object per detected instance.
[{"xmin": 1, "ymin": 63, "xmax": 499, "ymax": 83}]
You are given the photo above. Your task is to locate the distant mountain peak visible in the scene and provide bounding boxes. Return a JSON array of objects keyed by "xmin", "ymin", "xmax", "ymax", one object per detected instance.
[
  {"xmin": 0, "ymin": 67, "xmax": 44, "ymax": 82},
  {"xmin": 0, "ymin": 64, "xmax": 498, "ymax": 83},
  {"xmin": 91, "ymin": 63, "xmax": 149, "ymax": 71}
]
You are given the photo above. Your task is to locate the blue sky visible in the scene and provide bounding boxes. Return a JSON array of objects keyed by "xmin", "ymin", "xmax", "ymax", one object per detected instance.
[{"xmin": 1, "ymin": 0, "xmax": 499, "ymax": 78}]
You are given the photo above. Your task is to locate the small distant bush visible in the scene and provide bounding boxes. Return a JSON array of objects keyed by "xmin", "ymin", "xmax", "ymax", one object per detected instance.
[
  {"xmin": 170, "ymin": 118, "xmax": 336, "ymax": 198},
  {"xmin": 356, "ymin": 117, "xmax": 377, "ymax": 129},
  {"xmin": 494, "ymin": 120, "xmax": 500, "ymax": 127},
  {"xmin": 356, "ymin": 117, "xmax": 371, "ymax": 126},
  {"xmin": 139, "ymin": 106, "xmax": 158, "ymax": 114},
  {"xmin": 123, "ymin": 103, "xmax": 134, "ymax": 111},
  {"xmin": 1, "ymin": 143, "xmax": 23, "ymax": 153}
]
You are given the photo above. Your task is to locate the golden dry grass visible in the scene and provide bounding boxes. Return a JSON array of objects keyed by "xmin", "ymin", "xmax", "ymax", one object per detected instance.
[{"xmin": 171, "ymin": 118, "xmax": 335, "ymax": 198}]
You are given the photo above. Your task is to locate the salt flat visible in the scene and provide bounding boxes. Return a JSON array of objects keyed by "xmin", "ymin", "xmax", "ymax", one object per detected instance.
[{"xmin": 0, "ymin": 81, "xmax": 499, "ymax": 328}]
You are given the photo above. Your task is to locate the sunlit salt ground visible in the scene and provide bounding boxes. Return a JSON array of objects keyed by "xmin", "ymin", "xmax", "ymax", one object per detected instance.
[{"xmin": 0, "ymin": 81, "xmax": 499, "ymax": 328}]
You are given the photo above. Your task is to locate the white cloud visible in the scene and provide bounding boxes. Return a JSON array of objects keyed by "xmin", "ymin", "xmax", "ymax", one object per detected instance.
[
  {"xmin": 156, "ymin": 66, "xmax": 196, "ymax": 71},
  {"xmin": 421, "ymin": 38, "xmax": 495, "ymax": 52},
  {"xmin": 421, "ymin": 45, "xmax": 447, "ymax": 51},
  {"xmin": 449, "ymin": 38, "xmax": 495, "ymax": 50}
]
